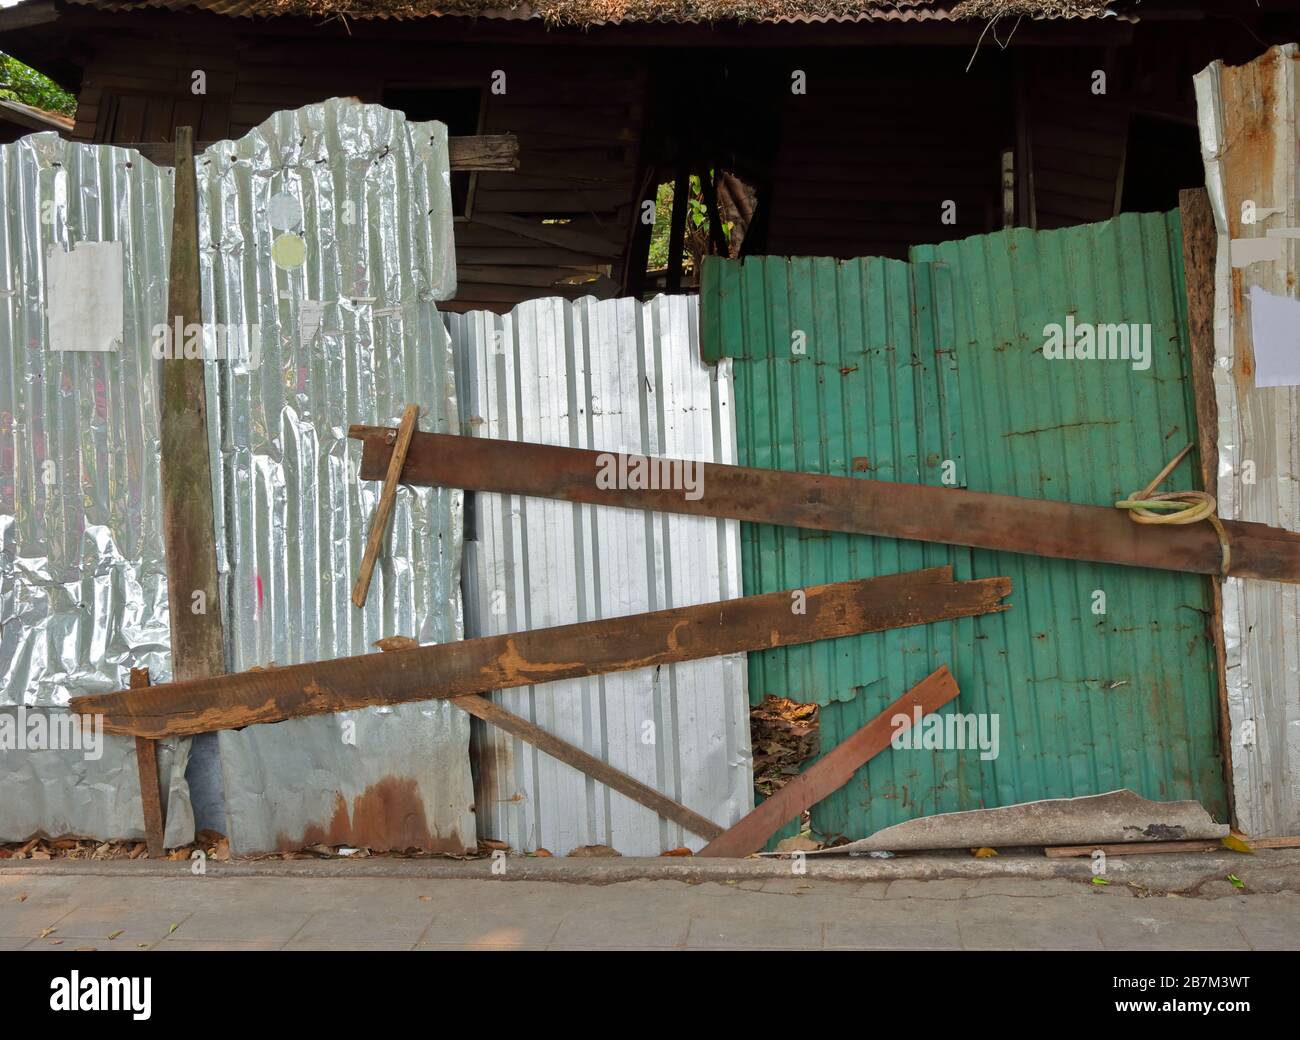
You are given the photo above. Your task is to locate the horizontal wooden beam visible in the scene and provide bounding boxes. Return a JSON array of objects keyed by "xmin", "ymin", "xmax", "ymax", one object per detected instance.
[
  {"xmin": 117, "ymin": 134, "xmax": 517, "ymax": 171},
  {"xmin": 351, "ymin": 428, "xmax": 1300, "ymax": 584},
  {"xmin": 71, "ymin": 566, "xmax": 1010, "ymax": 739},
  {"xmin": 698, "ymin": 666, "xmax": 960, "ymax": 858}
]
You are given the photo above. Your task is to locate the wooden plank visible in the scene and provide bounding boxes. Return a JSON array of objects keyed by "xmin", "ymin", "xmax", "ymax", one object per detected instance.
[
  {"xmin": 468, "ymin": 213, "xmax": 623, "ymax": 259},
  {"xmin": 1045, "ymin": 840, "xmax": 1223, "ymax": 858},
  {"xmin": 352, "ymin": 404, "xmax": 419, "ymax": 608},
  {"xmin": 457, "ymin": 694, "xmax": 723, "ymax": 841},
  {"xmin": 129, "ymin": 668, "xmax": 166, "ymax": 859},
  {"xmin": 447, "ymin": 133, "xmax": 519, "ymax": 171},
  {"xmin": 1180, "ymin": 185, "xmax": 1235, "ymax": 829},
  {"xmin": 698, "ymin": 666, "xmax": 960, "ymax": 858},
  {"xmin": 351, "ymin": 428, "xmax": 1300, "ymax": 584},
  {"xmin": 117, "ymin": 134, "xmax": 517, "ymax": 172},
  {"xmin": 71, "ymin": 567, "xmax": 1012, "ymax": 739},
  {"xmin": 161, "ymin": 127, "xmax": 226, "ymax": 683}
]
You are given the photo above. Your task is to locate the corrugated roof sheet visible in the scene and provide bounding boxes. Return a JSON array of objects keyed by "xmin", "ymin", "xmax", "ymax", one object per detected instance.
[
  {"xmin": 448, "ymin": 294, "xmax": 752, "ymax": 856},
  {"xmin": 56, "ymin": 0, "xmax": 1123, "ymax": 23},
  {"xmin": 702, "ymin": 211, "xmax": 1228, "ymax": 843},
  {"xmin": 1195, "ymin": 44, "xmax": 1300, "ymax": 839}
]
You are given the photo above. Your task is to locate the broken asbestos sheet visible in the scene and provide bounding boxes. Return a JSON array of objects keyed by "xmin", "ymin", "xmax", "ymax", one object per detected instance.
[{"xmin": 804, "ymin": 790, "xmax": 1229, "ymax": 854}]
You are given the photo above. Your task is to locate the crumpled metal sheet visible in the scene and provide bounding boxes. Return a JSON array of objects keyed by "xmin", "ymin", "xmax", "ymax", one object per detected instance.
[
  {"xmin": 0, "ymin": 709, "xmax": 194, "ymax": 846},
  {"xmin": 1195, "ymin": 46, "xmax": 1300, "ymax": 837},
  {"xmin": 448, "ymin": 294, "xmax": 752, "ymax": 856},
  {"xmin": 0, "ymin": 134, "xmax": 194, "ymax": 843},
  {"xmin": 198, "ymin": 101, "xmax": 473, "ymax": 854}
]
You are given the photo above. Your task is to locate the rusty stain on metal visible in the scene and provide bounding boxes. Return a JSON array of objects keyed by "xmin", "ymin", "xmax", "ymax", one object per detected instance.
[{"xmin": 278, "ymin": 776, "xmax": 468, "ymax": 853}]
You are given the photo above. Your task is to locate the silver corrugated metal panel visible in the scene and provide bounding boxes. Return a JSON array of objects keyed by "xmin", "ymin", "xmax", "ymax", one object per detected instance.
[
  {"xmin": 1195, "ymin": 45, "xmax": 1300, "ymax": 838},
  {"xmin": 198, "ymin": 101, "xmax": 474, "ymax": 853},
  {"xmin": 448, "ymin": 294, "xmax": 752, "ymax": 856},
  {"xmin": 0, "ymin": 133, "xmax": 195, "ymax": 844}
]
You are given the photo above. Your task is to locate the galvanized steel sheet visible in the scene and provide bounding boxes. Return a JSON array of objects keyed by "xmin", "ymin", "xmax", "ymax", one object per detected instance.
[
  {"xmin": 448, "ymin": 294, "xmax": 752, "ymax": 855},
  {"xmin": 197, "ymin": 101, "xmax": 473, "ymax": 853},
  {"xmin": 0, "ymin": 133, "xmax": 195, "ymax": 843}
]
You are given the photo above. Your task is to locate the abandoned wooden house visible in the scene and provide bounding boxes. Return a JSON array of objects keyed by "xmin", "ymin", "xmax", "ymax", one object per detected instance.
[{"xmin": 1, "ymin": 0, "xmax": 1297, "ymax": 311}]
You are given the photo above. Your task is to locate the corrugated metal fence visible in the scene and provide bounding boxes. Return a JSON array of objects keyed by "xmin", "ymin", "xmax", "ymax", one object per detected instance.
[
  {"xmin": 703, "ymin": 211, "xmax": 1228, "ymax": 843},
  {"xmin": 448, "ymin": 295, "xmax": 752, "ymax": 856}
]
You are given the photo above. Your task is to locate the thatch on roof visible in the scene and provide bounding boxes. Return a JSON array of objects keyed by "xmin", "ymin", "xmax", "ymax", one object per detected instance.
[{"xmin": 257, "ymin": 0, "xmax": 1116, "ymax": 27}]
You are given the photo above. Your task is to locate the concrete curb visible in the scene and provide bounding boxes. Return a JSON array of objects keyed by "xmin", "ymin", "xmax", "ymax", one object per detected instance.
[{"xmin": 4, "ymin": 848, "xmax": 1299, "ymax": 894}]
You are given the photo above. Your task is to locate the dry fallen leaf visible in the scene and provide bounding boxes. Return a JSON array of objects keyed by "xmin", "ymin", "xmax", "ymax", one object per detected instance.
[
  {"xmin": 38, "ymin": 927, "xmax": 56, "ymax": 939},
  {"xmin": 1221, "ymin": 834, "xmax": 1255, "ymax": 854},
  {"xmin": 660, "ymin": 847, "xmax": 693, "ymax": 857},
  {"xmin": 971, "ymin": 847, "xmax": 999, "ymax": 858},
  {"xmin": 107, "ymin": 929, "xmax": 124, "ymax": 940}
]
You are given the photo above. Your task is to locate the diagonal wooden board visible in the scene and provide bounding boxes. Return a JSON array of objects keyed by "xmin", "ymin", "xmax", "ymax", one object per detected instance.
[
  {"xmin": 72, "ymin": 566, "xmax": 1011, "ymax": 739},
  {"xmin": 697, "ymin": 666, "xmax": 960, "ymax": 858},
  {"xmin": 352, "ymin": 403, "xmax": 419, "ymax": 608},
  {"xmin": 376, "ymin": 636, "xmax": 723, "ymax": 841},
  {"xmin": 350, "ymin": 426, "xmax": 1300, "ymax": 584}
]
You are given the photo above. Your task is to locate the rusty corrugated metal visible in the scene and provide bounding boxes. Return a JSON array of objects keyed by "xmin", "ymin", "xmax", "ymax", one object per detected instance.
[
  {"xmin": 702, "ymin": 214, "xmax": 1228, "ymax": 843},
  {"xmin": 1195, "ymin": 44, "xmax": 1300, "ymax": 838},
  {"xmin": 447, "ymin": 294, "xmax": 752, "ymax": 856}
]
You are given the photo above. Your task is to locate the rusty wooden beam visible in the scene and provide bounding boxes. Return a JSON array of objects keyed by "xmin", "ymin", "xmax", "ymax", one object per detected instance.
[
  {"xmin": 352, "ymin": 403, "xmax": 418, "ymax": 608},
  {"xmin": 351, "ymin": 427, "xmax": 1300, "ymax": 584},
  {"xmin": 697, "ymin": 666, "xmax": 960, "ymax": 858},
  {"xmin": 129, "ymin": 668, "xmax": 166, "ymax": 859},
  {"xmin": 71, "ymin": 567, "xmax": 1011, "ymax": 739},
  {"xmin": 161, "ymin": 127, "xmax": 226, "ymax": 683}
]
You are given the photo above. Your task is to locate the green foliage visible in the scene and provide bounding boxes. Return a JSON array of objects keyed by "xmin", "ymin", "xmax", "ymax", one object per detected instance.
[
  {"xmin": 646, "ymin": 171, "xmax": 734, "ymax": 274},
  {"xmin": 0, "ymin": 53, "xmax": 76, "ymax": 117}
]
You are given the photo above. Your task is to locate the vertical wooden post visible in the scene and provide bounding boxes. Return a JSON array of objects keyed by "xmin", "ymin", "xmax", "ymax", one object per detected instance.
[
  {"xmin": 1179, "ymin": 185, "xmax": 1235, "ymax": 829},
  {"xmin": 130, "ymin": 668, "xmax": 166, "ymax": 858},
  {"xmin": 697, "ymin": 164, "xmax": 729, "ymax": 259},
  {"xmin": 154, "ymin": 126, "xmax": 225, "ymax": 854},
  {"xmin": 160, "ymin": 125, "xmax": 225, "ymax": 684}
]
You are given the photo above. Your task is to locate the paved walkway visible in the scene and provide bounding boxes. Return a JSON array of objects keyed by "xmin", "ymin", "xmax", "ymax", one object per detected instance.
[{"xmin": 3, "ymin": 873, "xmax": 1297, "ymax": 950}]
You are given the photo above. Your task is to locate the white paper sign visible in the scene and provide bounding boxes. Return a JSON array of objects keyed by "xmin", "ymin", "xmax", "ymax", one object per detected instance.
[
  {"xmin": 1250, "ymin": 284, "xmax": 1300, "ymax": 388},
  {"xmin": 45, "ymin": 241, "xmax": 124, "ymax": 352}
]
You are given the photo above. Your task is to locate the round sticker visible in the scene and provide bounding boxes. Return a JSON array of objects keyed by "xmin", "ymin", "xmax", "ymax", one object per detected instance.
[
  {"xmin": 267, "ymin": 191, "xmax": 302, "ymax": 230},
  {"xmin": 271, "ymin": 233, "xmax": 306, "ymax": 270}
]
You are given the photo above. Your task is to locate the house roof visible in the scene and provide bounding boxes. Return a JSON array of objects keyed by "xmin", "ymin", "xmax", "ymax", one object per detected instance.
[
  {"xmin": 58, "ymin": 0, "xmax": 1122, "ymax": 26},
  {"xmin": 0, "ymin": 97, "xmax": 74, "ymax": 134}
]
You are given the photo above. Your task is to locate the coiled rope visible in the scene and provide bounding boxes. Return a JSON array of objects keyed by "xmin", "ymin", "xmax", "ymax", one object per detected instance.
[{"xmin": 1114, "ymin": 443, "xmax": 1231, "ymax": 576}]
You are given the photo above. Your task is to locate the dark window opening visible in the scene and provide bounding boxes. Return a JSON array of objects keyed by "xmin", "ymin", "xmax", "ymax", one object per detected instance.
[
  {"xmin": 383, "ymin": 86, "xmax": 484, "ymax": 217},
  {"xmin": 1120, "ymin": 115, "xmax": 1204, "ymax": 214}
]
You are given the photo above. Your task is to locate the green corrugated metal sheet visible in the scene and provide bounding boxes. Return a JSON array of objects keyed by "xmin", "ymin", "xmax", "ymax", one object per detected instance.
[{"xmin": 700, "ymin": 211, "xmax": 1228, "ymax": 842}]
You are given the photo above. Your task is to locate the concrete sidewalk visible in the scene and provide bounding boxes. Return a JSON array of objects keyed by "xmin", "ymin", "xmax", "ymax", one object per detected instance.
[{"xmin": 3, "ymin": 867, "xmax": 1298, "ymax": 950}]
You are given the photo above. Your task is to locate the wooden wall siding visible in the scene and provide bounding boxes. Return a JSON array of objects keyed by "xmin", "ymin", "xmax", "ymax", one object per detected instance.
[
  {"xmin": 71, "ymin": 35, "xmax": 647, "ymax": 312},
  {"xmin": 1024, "ymin": 48, "xmax": 1130, "ymax": 230},
  {"xmin": 762, "ymin": 55, "xmax": 1011, "ymax": 260}
]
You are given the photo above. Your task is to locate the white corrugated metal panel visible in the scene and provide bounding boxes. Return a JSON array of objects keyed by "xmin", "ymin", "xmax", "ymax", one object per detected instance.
[
  {"xmin": 1195, "ymin": 44, "xmax": 1300, "ymax": 837},
  {"xmin": 448, "ymin": 295, "xmax": 752, "ymax": 856},
  {"xmin": 196, "ymin": 100, "xmax": 473, "ymax": 853}
]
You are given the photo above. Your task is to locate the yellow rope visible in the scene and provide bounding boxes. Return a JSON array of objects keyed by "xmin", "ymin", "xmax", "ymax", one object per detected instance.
[{"xmin": 1114, "ymin": 443, "xmax": 1231, "ymax": 576}]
